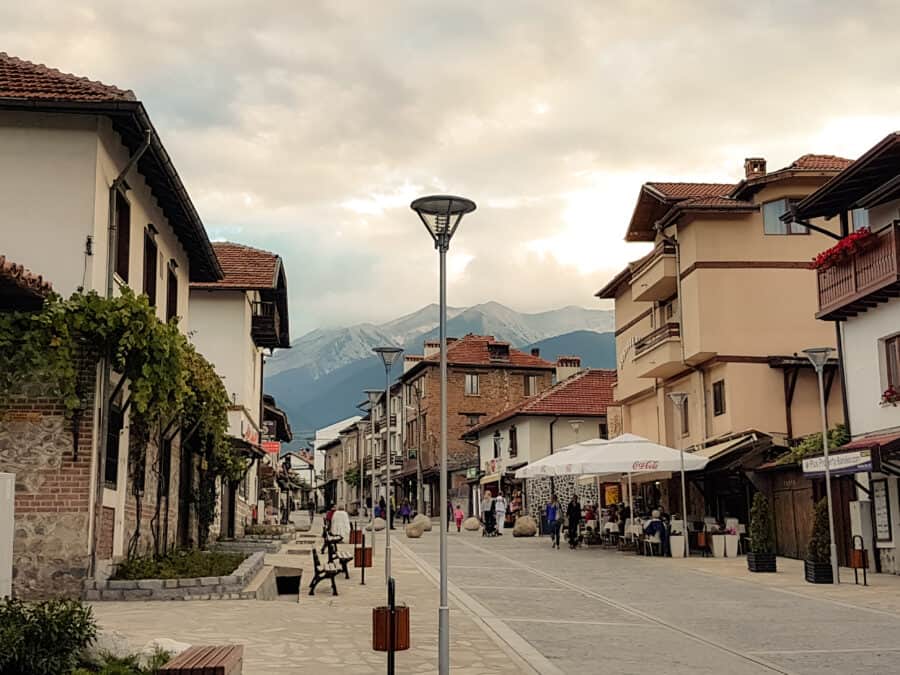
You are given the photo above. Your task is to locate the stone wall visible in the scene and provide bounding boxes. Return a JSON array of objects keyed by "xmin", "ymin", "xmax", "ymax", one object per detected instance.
[
  {"xmin": 0, "ymin": 367, "xmax": 96, "ymax": 599},
  {"xmin": 525, "ymin": 476, "xmax": 599, "ymax": 528}
]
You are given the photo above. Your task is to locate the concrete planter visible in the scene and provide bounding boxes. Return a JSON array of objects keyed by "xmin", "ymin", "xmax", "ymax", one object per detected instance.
[
  {"xmin": 710, "ymin": 534, "xmax": 726, "ymax": 558},
  {"xmin": 84, "ymin": 551, "xmax": 264, "ymax": 601},
  {"xmin": 669, "ymin": 535, "xmax": 686, "ymax": 558},
  {"xmin": 724, "ymin": 534, "xmax": 739, "ymax": 558}
]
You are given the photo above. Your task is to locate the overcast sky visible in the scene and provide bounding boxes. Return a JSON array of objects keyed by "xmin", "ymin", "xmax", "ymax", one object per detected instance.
[{"xmin": 4, "ymin": 1, "xmax": 900, "ymax": 336}]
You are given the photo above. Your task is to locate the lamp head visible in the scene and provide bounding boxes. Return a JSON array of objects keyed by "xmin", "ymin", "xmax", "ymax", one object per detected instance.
[
  {"xmin": 411, "ymin": 194, "xmax": 476, "ymax": 246},
  {"xmin": 802, "ymin": 347, "xmax": 833, "ymax": 371},
  {"xmin": 668, "ymin": 391, "xmax": 688, "ymax": 408},
  {"xmin": 364, "ymin": 389, "xmax": 382, "ymax": 406},
  {"xmin": 373, "ymin": 346, "xmax": 403, "ymax": 368}
]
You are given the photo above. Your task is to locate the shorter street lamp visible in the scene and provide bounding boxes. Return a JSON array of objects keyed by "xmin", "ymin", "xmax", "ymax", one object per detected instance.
[
  {"xmin": 374, "ymin": 346, "xmax": 403, "ymax": 585},
  {"xmin": 804, "ymin": 347, "xmax": 839, "ymax": 584},
  {"xmin": 668, "ymin": 392, "xmax": 690, "ymax": 558},
  {"xmin": 364, "ymin": 389, "xmax": 382, "ymax": 560}
]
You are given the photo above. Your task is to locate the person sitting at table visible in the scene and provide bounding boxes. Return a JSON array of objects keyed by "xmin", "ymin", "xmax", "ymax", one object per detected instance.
[{"xmin": 643, "ymin": 509, "xmax": 668, "ymax": 555}]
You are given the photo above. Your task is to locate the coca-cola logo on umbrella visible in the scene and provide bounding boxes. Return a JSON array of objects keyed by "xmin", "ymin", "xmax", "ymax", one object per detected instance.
[{"xmin": 632, "ymin": 460, "xmax": 659, "ymax": 471}]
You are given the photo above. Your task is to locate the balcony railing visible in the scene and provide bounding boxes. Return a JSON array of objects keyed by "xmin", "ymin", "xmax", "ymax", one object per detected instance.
[
  {"xmin": 817, "ymin": 222, "xmax": 900, "ymax": 320},
  {"xmin": 251, "ymin": 300, "xmax": 283, "ymax": 347},
  {"xmin": 634, "ymin": 322, "xmax": 681, "ymax": 358}
]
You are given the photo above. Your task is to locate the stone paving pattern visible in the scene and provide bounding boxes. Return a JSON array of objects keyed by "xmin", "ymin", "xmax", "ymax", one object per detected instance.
[{"xmin": 92, "ymin": 518, "xmax": 900, "ymax": 674}]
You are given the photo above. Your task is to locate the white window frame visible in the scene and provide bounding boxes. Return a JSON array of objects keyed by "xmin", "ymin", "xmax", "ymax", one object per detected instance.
[{"xmin": 465, "ymin": 373, "xmax": 480, "ymax": 396}]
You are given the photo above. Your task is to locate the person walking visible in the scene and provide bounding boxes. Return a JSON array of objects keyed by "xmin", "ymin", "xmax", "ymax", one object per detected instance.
[
  {"xmin": 481, "ymin": 490, "xmax": 494, "ymax": 536},
  {"xmin": 378, "ymin": 496, "xmax": 386, "ymax": 522},
  {"xmin": 566, "ymin": 494, "xmax": 581, "ymax": 549},
  {"xmin": 390, "ymin": 494, "xmax": 396, "ymax": 529},
  {"xmin": 454, "ymin": 504, "xmax": 465, "ymax": 532},
  {"xmin": 494, "ymin": 493, "xmax": 508, "ymax": 535},
  {"xmin": 546, "ymin": 495, "xmax": 562, "ymax": 549},
  {"xmin": 446, "ymin": 499, "xmax": 454, "ymax": 532},
  {"xmin": 400, "ymin": 499, "xmax": 411, "ymax": 524}
]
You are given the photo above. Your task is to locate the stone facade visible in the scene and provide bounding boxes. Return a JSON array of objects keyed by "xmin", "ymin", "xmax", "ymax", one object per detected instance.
[{"xmin": 524, "ymin": 476, "xmax": 599, "ymax": 527}]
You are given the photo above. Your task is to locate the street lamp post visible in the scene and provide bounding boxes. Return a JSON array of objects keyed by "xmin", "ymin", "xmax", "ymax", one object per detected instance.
[
  {"xmin": 374, "ymin": 347, "xmax": 403, "ymax": 584},
  {"xmin": 668, "ymin": 392, "xmax": 690, "ymax": 558},
  {"xmin": 365, "ymin": 389, "xmax": 382, "ymax": 568},
  {"xmin": 804, "ymin": 347, "xmax": 839, "ymax": 584},
  {"xmin": 412, "ymin": 194, "xmax": 476, "ymax": 675}
]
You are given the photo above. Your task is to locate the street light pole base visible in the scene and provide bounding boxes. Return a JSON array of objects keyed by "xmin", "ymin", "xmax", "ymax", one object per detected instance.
[{"xmin": 438, "ymin": 604, "xmax": 450, "ymax": 675}]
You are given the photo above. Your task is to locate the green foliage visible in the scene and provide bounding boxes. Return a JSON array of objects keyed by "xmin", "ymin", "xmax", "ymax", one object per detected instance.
[
  {"xmin": 73, "ymin": 648, "xmax": 171, "ymax": 675},
  {"xmin": 0, "ymin": 597, "xmax": 97, "ymax": 675},
  {"xmin": 808, "ymin": 497, "xmax": 831, "ymax": 564},
  {"xmin": 344, "ymin": 464, "xmax": 361, "ymax": 489},
  {"xmin": 778, "ymin": 424, "xmax": 850, "ymax": 465},
  {"xmin": 244, "ymin": 524, "xmax": 290, "ymax": 536},
  {"xmin": 749, "ymin": 492, "xmax": 775, "ymax": 554},
  {"xmin": 110, "ymin": 549, "xmax": 245, "ymax": 581}
]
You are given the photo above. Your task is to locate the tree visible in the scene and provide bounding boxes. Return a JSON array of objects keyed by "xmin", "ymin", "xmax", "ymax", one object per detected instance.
[
  {"xmin": 749, "ymin": 492, "xmax": 774, "ymax": 554},
  {"xmin": 807, "ymin": 497, "xmax": 831, "ymax": 563}
]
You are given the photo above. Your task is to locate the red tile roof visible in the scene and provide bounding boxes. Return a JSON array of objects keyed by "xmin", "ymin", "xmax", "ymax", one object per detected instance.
[
  {"xmin": 0, "ymin": 52, "xmax": 135, "ymax": 102},
  {"xmin": 191, "ymin": 242, "xmax": 281, "ymax": 290},
  {"xmin": 0, "ymin": 255, "xmax": 53, "ymax": 296},
  {"xmin": 414, "ymin": 334, "xmax": 554, "ymax": 370},
  {"xmin": 841, "ymin": 431, "xmax": 900, "ymax": 451},
  {"xmin": 645, "ymin": 182, "xmax": 733, "ymax": 200},
  {"xmin": 787, "ymin": 154, "xmax": 854, "ymax": 172},
  {"xmin": 465, "ymin": 369, "xmax": 617, "ymax": 435},
  {"xmin": 676, "ymin": 195, "xmax": 756, "ymax": 209}
]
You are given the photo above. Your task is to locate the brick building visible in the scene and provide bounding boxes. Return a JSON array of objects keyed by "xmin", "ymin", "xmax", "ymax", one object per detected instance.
[{"xmin": 397, "ymin": 335, "xmax": 556, "ymax": 515}]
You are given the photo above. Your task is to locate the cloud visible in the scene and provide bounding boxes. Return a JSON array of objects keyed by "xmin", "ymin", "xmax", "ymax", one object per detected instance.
[{"xmin": 4, "ymin": 1, "xmax": 900, "ymax": 334}]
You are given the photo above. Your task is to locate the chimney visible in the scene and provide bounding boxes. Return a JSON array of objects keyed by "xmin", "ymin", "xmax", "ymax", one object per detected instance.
[
  {"xmin": 423, "ymin": 340, "xmax": 440, "ymax": 358},
  {"xmin": 744, "ymin": 157, "xmax": 766, "ymax": 179},
  {"xmin": 556, "ymin": 355, "xmax": 583, "ymax": 381},
  {"xmin": 530, "ymin": 348, "xmax": 540, "ymax": 358},
  {"xmin": 487, "ymin": 341, "xmax": 510, "ymax": 361},
  {"xmin": 403, "ymin": 355, "xmax": 423, "ymax": 374}
]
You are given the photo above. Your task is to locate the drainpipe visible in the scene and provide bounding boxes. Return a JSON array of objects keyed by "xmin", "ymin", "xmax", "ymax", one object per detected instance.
[
  {"xmin": 90, "ymin": 130, "xmax": 152, "ymax": 576},
  {"xmin": 548, "ymin": 416, "xmax": 559, "ymax": 497}
]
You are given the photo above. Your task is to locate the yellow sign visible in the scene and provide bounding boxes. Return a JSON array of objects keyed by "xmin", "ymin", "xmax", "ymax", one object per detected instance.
[{"xmin": 604, "ymin": 484, "xmax": 620, "ymax": 506}]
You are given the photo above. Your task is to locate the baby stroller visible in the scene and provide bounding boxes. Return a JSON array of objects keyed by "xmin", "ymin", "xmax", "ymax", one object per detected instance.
[{"xmin": 482, "ymin": 510, "xmax": 499, "ymax": 537}]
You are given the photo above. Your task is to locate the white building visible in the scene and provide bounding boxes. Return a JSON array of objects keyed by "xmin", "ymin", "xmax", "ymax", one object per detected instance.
[
  {"xmin": 190, "ymin": 242, "xmax": 290, "ymax": 537},
  {"xmin": 791, "ymin": 132, "xmax": 900, "ymax": 574},
  {"xmin": 314, "ymin": 416, "xmax": 361, "ymax": 509},
  {"xmin": 0, "ymin": 53, "xmax": 222, "ymax": 591},
  {"xmin": 463, "ymin": 368, "xmax": 616, "ymax": 517}
]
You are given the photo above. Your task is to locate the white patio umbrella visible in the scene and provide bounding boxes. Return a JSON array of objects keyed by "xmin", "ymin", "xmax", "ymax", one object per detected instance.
[{"xmin": 515, "ymin": 434, "xmax": 708, "ymax": 549}]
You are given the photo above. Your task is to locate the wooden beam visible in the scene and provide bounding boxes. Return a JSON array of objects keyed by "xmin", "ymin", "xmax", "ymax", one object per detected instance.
[{"xmin": 784, "ymin": 366, "xmax": 800, "ymax": 441}]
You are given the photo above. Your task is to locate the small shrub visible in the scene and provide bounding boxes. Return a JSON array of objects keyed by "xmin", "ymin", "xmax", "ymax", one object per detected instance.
[
  {"xmin": 243, "ymin": 524, "xmax": 289, "ymax": 536},
  {"xmin": 73, "ymin": 647, "xmax": 172, "ymax": 675},
  {"xmin": 0, "ymin": 597, "xmax": 97, "ymax": 675},
  {"xmin": 749, "ymin": 492, "xmax": 775, "ymax": 554},
  {"xmin": 112, "ymin": 549, "xmax": 245, "ymax": 581},
  {"xmin": 807, "ymin": 497, "xmax": 831, "ymax": 563}
]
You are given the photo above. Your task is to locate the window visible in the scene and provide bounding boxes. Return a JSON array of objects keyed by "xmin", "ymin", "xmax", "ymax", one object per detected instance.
[
  {"xmin": 679, "ymin": 397, "xmax": 690, "ymax": 436},
  {"xmin": 166, "ymin": 264, "xmax": 178, "ymax": 322},
  {"xmin": 886, "ymin": 335, "xmax": 900, "ymax": 389},
  {"xmin": 599, "ymin": 421, "xmax": 609, "ymax": 439},
  {"xmin": 509, "ymin": 425, "xmax": 518, "ymax": 458},
  {"xmin": 763, "ymin": 198, "xmax": 806, "ymax": 235},
  {"xmin": 104, "ymin": 404, "xmax": 124, "ymax": 486},
  {"xmin": 114, "ymin": 192, "xmax": 131, "ymax": 281},
  {"xmin": 525, "ymin": 375, "xmax": 539, "ymax": 396},
  {"xmin": 466, "ymin": 414, "xmax": 481, "ymax": 427},
  {"xmin": 852, "ymin": 208, "xmax": 870, "ymax": 231},
  {"xmin": 465, "ymin": 373, "xmax": 479, "ymax": 395},
  {"xmin": 492, "ymin": 431, "xmax": 501, "ymax": 458},
  {"xmin": 142, "ymin": 231, "xmax": 157, "ymax": 305},
  {"xmin": 713, "ymin": 380, "xmax": 726, "ymax": 416},
  {"xmin": 664, "ymin": 298, "xmax": 677, "ymax": 321}
]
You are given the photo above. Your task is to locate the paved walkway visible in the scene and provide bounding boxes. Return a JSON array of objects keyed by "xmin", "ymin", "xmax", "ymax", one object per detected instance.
[
  {"xmin": 399, "ymin": 527, "xmax": 900, "ymax": 674},
  {"xmin": 90, "ymin": 522, "xmax": 527, "ymax": 675}
]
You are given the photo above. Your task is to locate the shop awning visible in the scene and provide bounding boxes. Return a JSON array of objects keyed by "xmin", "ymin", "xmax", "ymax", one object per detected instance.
[
  {"xmin": 480, "ymin": 473, "xmax": 500, "ymax": 485},
  {"xmin": 693, "ymin": 435, "xmax": 752, "ymax": 460},
  {"xmin": 577, "ymin": 471, "xmax": 672, "ymax": 485}
]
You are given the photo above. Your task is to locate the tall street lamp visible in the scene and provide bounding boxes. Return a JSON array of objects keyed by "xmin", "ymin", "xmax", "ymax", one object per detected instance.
[
  {"xmin": 804, "ymin": 346, "xmax": 839, "ymax": 584},
  {"xmin": 374, "ymin": 347, "xmax": 403, "ymax": 584},
  {"xmin": 668, "ymin": 392, "xmax": 690, "ymax": 558},
  {"xmin": 412, "ymin": 194, "xmax": 476, "ymax": 675},
  {"xmin": 364, "ymin": 389, "xmax": 382, "ymax": 567}
]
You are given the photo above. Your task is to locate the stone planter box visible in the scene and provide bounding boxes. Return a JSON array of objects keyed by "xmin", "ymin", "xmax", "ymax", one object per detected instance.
[
  {"xmin": 83, "ymin": 551, "xmax": 264, "ymax": 601},
  {"xmin": 710, "ymin": 534, "xmax": 726, "ymax": 558},
  {"xmin": 669, "ymin": 534, "xmax": 686, "ymax": 558}
]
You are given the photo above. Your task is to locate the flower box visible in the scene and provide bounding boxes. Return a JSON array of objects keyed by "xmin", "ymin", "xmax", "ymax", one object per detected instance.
[
  {"xmin": 724, "ymin": 534, "xmax": 739, "ymax": 558},
  {"xmin": 670, "ymin": 534, "xmax": 686, "ymax": 558},
  {"xmin": 811, "ymin": 228, "xmax": 876, "ymax": 270}
]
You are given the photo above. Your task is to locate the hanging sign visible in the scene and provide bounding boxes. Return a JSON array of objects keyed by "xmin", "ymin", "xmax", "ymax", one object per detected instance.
[
  {"xmin": 802, "ymin": 448, "xmax": 877, "ymax": 477},
  {"xmin": 261, "ymin": 441, "xmax": 281, "ymax": 454},
  {"xmin": 872, "ymin": 479, "xmax": 892, "ymax": 542}
]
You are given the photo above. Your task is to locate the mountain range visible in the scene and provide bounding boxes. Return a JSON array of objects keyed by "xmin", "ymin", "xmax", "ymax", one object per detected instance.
[{"xmin": 264, "ymin": 302, "xmax": 616, "ymax": 444}]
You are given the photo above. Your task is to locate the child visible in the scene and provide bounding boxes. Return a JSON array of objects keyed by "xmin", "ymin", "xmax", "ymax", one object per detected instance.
[{"xmin": 454, "ymin": 504, "xmax": 465, "ymax": 532}]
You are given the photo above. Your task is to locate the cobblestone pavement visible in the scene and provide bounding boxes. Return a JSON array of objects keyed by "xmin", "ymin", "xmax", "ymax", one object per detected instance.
[
  {"xmin": 399, "ymin": 527, "xmax": 900, "ymax": 675},
  {"xmin": 90, "ymin": 522, "xmax": 529, "ymax": 675}
]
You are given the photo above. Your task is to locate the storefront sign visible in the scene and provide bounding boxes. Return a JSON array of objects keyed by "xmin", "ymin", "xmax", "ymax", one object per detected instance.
[
  {"xmin": 632, "ymin": 460, "xmax": 659, "ymax": 471},
  {"xmin": 872, "ymin": 479, "xmax": 892, "ymax": 542},
  {"xmin": 802, "ymin": 449, "xmax": 877, "ymax": 476},
  {"xmin": 604, "ymin": 484, "xmax": 620, "ymax": 506},
  {"xmin": 261, "ymin": 441, "xmax": 280, "ymax": 454}
]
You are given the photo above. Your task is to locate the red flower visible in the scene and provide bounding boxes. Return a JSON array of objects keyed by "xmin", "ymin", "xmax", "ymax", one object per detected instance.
[
  {"xmin": 883, "ymin": 386, "xmax": 900, "ymax": 406},
  {"xmin": 811, "ymin": 228, "xmax": 875, "ymax": 270}
]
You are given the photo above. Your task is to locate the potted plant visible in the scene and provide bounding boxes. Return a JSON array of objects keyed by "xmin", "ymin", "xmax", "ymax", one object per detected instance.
[
  {"xmin": 805, "ymin": 498, "xmax": 834, "ymax": 584},
  {"xmin": 747, "ymin": 492, "xmax": 776, "ymax": 572},
  {"xmin": 881, "ymin": 385, "xmax": 899, "ymax": 407},
  {"xmin": 724, "ymin": 527, "xmax": 739, "ymax": 558}
]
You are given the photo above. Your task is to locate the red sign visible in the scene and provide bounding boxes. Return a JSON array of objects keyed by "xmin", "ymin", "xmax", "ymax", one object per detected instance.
[
  {"xmin": 262, "ymin": 441, "xmax": 280, "ymax": 454},
  {"xmin": 632, "ymin": 460, "xmax": 659, "ymax": 471}
]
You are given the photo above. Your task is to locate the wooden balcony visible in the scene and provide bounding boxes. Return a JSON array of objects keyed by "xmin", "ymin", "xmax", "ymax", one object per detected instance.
[
  {"xmin": 251, "ymin": 301, "xmax": 283, "ymax": 348},
  {"xmin": 633, "ymin": 322, "xmax": 683, "ymax": 378},
  {"xmin": 631, "ymin": 241, "xmax": 677, "ymax": 302},
  {"xmin": 816, "ymin": 222, "xmax": 900, "ymax": 321}
]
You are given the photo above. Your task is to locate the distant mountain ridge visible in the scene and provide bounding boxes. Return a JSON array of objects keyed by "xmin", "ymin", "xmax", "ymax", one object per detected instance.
[{"xmin": 264, "ymin": 302, "xmax": 616, "ymax": 443}]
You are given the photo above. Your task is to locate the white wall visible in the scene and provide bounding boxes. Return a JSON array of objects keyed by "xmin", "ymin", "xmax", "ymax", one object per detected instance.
[
  {"xmin": 0, "ymin": 111, "xmax": 99, "ymax": 295},
  {"xmin": 842, "ymin": 295, "xmax": 900, "ymax": 438}
]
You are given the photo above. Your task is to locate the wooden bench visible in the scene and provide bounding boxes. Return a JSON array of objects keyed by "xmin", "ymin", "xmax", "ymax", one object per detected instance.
[
  {"xmin": 325, "ymin": 537, "xmax": 353, "ymax": 579},
  {"xmin": 159, "ymin": 645, "xmax": 243, "ymax": 675},
  {"xmin": 308, "ymin": 549, "xmax": 340, "ymax": 596}
]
